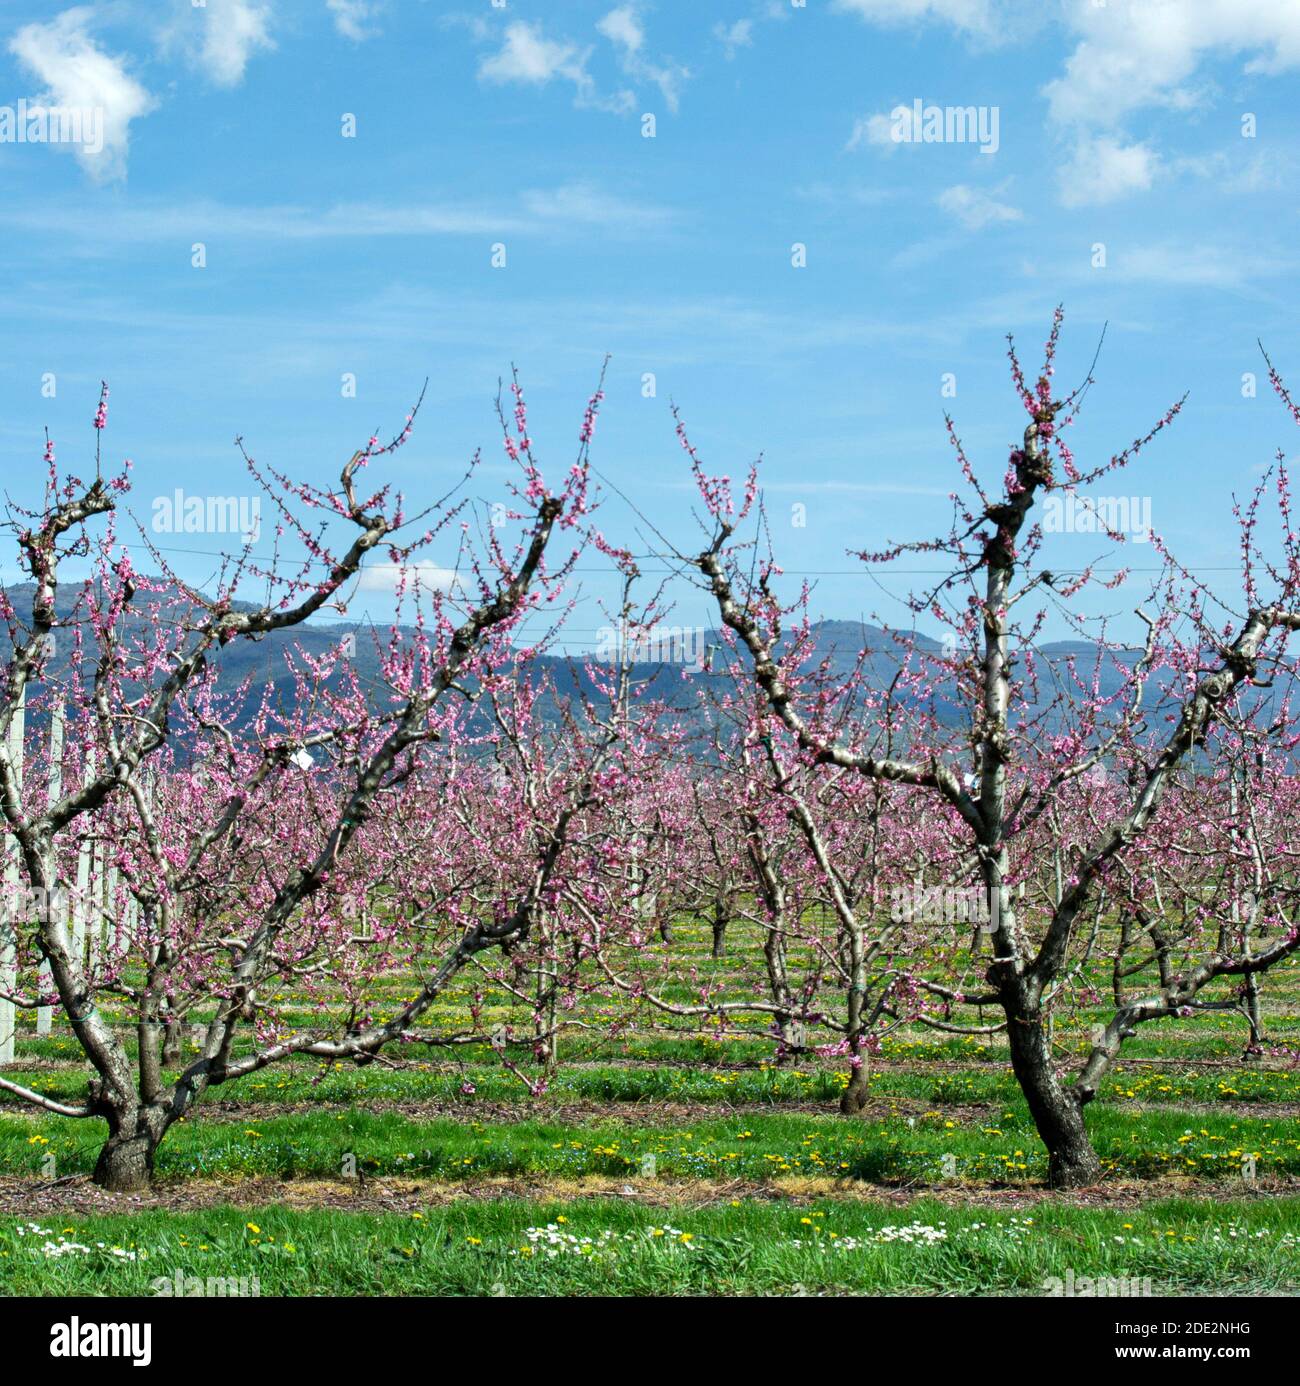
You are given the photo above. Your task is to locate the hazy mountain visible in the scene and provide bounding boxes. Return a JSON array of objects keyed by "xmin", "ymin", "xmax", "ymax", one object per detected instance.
[{"xmin": 0, "ymin": 582, "xmax": 1264, "ymax": 749}]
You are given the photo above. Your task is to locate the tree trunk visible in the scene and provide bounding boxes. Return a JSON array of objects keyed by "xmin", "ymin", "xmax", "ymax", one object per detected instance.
[
  {"xmin": 840, "ymin": 1058, "xmax": 870, "ymax": 1114},
  {"xmin": 92, "ymin": 1127, "xmax": 158, "ymax": 1192},
  {"xmin": 1243, "ymin": 973, "xmax": 1265, "ymax": 1056},
  {"xmin": 710, "ymin": 893, "xmax": 728, "ymax": 958},
  {"xmin": 535, "ymin": 973, "xmax": 559, "ymax": 1078},
  {"xmin": 162, "ymin": 1018, "xmax": 183, "ymax": 1068},
  {"xmin": 840, "ymin": 1069, "xmax": 870, "ymax": 1114},
  {"xmin": 1006, "ymin": 1011, "xmax": 1100, "ymax": 1188}
]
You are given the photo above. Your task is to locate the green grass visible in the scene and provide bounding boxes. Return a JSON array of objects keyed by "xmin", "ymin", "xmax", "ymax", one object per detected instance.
[
  {"xmin": 3, "ymin": 914, "xmax": 1300, "ymax": 1294},
  {"xmin": 4, "ymin": 1196, "xmax": 1299, "ymax": 1296},
  {"xmin": 6, "ymin": 1104, "xmax": 1298, "ymax": 1185}
]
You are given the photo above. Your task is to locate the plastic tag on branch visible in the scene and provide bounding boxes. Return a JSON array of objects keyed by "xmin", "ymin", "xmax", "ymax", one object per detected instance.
[{"xmin": 290, "ymin": 749, "xmax": 315, "ymax": 771}]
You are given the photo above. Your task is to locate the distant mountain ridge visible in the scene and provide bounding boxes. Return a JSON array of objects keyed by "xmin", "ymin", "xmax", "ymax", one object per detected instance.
[{"xmin": 0, "ymin": 580, "xmax": 1178, "ymax": 746}]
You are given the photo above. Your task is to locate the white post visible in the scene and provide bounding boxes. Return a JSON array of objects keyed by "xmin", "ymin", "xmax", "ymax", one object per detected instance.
[
  {"xmin": 0, "ymin": 686, "xmax": 26, "ymax": 1065},
  {"xmin": 104, "ymin": 865, "xmax": 119, "ymax": 955},
  {"xmin": 36, "ymin": 703, "xmax": 64, "ymax": 1037},
  {"xmin": 73, "ymin": 749, "xmax": 95, "ymax": 970}
]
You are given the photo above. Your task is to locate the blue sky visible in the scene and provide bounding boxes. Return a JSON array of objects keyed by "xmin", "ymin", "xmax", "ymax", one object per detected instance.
[{"xmin": 0, "ymin": 0, "xmax": 1298, "ymax": 649}]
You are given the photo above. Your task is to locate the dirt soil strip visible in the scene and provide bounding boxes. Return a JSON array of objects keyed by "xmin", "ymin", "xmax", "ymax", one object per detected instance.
[
  {"xmin": 11, "ymin": 1052, "xmax": 1300, "ymax": 1079},
  {"xmin": 7, "ymin": 1095, "xmax": 1300, "ymax": 1124},
  {"xmin": 3, "ymin": 1172, "xmax": 1299, "ymax": 1218}
]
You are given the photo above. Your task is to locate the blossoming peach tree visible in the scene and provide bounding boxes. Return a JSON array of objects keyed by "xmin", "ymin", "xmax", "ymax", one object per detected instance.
[
  {"xmin": 0, "ymin": 376, "xmax": 616, "ymax": 1190},
  {"xmin": 678, "ymin": 313, "xmax": 1300, "ymax": 1187}
]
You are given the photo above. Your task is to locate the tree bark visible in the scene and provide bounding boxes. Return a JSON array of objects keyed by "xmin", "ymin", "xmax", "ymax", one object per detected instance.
[
  {"xmin": 708, "ymin": 888, "xmax": 730, "ymax": 957},
  {"xmin": 1006, "ymin": 1010, "xmax": 1100, "ymax": 1189},
  {"xmin": 92, "ymin": 1124, "xmax": 159, "ymax": 1192},
  {"xmin": 840, "ymin": 1058, "xmax": 870, "ymax": 1114},
  {"xmin": 1242, "ymin": 972, "xmax": 1265, "ymax": 1056},
  {"xmin": 162, "ymin": 1018, "xmax": 183, "ymax": 1068}
]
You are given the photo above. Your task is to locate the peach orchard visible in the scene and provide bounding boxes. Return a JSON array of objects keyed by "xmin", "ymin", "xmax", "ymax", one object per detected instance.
[{"xmin": 2, "ymin": 320, "xmax": 1300, "ymax": 1193}]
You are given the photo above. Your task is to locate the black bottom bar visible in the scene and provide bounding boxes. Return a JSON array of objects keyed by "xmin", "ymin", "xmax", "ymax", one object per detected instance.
[{"xmin": 0, "ymin": 1294, "xmax": 1283, "ymax": 1370}]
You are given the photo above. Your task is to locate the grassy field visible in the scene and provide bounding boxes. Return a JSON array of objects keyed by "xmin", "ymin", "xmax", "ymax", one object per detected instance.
[{"xmin": 3, "ymin": 916, "xmax": 1299, "ymax": 1296}]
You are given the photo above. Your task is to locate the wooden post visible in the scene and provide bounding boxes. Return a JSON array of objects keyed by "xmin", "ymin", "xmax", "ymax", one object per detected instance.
[
  {"xmin": 36, "ymin": 703, "xmax": 64, "ymax": 1037},
  {"xmin": 0, "ymin": 686, "xmax": 25, "ymax": 1065}
]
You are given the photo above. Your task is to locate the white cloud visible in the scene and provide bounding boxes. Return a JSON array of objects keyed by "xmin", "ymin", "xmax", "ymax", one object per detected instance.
[
  {"xmin": 1046, "ymin": 2, "xmax": 1300, "ymax": 203},
  {"xmin": 596, "ymin": 6, "xmax": 644, "ymax": 54},
  {"xmin": 477, "ymin": 14, "xmax": 686, "ymax": 115},
  {"xmin": 8, "ymin": 8, "xmax": 156, "ymax": 183},
  {"xmin": 1046, "ymin": 0, "xmax": 1300, "ymax": 127},
  {"xmin": 833, "ymin": 0, "xmax": 1300, "ymax": 208},
  {"xmin": 1174, "ymin": 148, "xmax": 1291, "ymax": 194},
  {"xmin": 162, "ymin": 0, "xmax": 274, "ymax": 87},
  {"xmin": 1058, "ymin": 135, "xmax": 1160, "ymax": 208},
  {"xmin": 596, "ymin": 6, "xmax": 689, "ymax": 112},
  {"xmin": 518, "ymin": 181, "xmax": 674, "ymax": 230},
  {"xmin": 479, "ymin": 20, "xmax": 593, "ymax": 92},
  {"xmin": 714, "ymin": 19, "xmax": 753, "ymax": 59},
  {"xmin": 358, "ymin": 559, "xmax": 460, "ymax": 595},
  {"xmin": 1099, "ymin": 242, "xmax": 1286, "ymax": 292},
  {"xmin": 0, "ymin": 185, "xmax": 676, "ymax": 245},
  {"xmin": 846, "ymin": 109, "xmax": 908, "ymax": 151},
  {"xmin": 327, "ymin": 0, "xmax": 382, "ymax": 42},
  {"xmin": 834, "ymin": 0, "xmax": 996, "ymax": 37},
  {"xmin": 937, "ymin": 181, "xmax": 1022, "ymax": 229}
]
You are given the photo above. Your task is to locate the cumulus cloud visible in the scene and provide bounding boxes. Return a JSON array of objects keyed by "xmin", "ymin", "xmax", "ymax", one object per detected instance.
[
  {"xmin": 596, "ymin": 5, "xmax": 644, "ymax": 54},
  {"xmin": 8, "ymin": 7, "xmax": 156, "ymax": 182},
  {"xmin": 834, "ymin": 0, "xmax": 1300, "ymax": 207},
  {"xmin": 357, "ymin": 560, "xmax": 460, "ymax": 595},
  {"xmin": 164, "ymin": 0, "xmax": 274, "ymax": 88},
  {"xmin": 479, "ymin": 21, "xmax": 593, "ymax": 91},
  {"xmin": 1058, "ymin": 135, "xmax": 1160, "ymax": 208},
  {"xmin": 1046, "ymin": 0, "xmax": 1300, "ymax": 127},
  {"xmin": 937, "ymin": 181, "xmax": 1022, "ymax": 229},
  {"xmin": 1044, "ymin": 1, "xmax": 1300, "ymax": 204}
]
